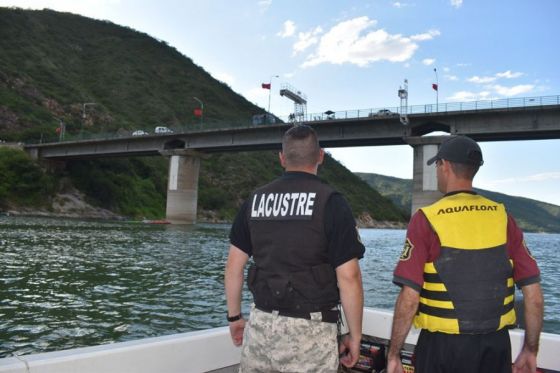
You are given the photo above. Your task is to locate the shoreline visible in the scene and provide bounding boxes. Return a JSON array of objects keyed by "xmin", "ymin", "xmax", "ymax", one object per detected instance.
[{"xmin": 1, "ymin": 210, "xmax": 408, "ymax": 230}]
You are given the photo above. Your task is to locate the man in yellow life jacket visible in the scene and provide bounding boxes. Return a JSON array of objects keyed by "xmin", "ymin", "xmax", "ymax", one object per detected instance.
[{"xmin": 387, "ymin": 135, "xmax": 544, "ymax": 373}]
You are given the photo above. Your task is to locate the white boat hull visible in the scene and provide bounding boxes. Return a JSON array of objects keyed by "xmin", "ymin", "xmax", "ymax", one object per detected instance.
[{"xmin": 1, "ymin": 307, "xmax": 559, "ymax": 373}]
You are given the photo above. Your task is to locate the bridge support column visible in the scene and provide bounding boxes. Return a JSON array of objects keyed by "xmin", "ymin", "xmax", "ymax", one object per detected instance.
[
  {"xmin": 163, "ymin": 150, "xmax": 201, "ymax": 224},
  {"xmin": 406, "ymin": 136, "xmax": 448, "ymax": 214}
]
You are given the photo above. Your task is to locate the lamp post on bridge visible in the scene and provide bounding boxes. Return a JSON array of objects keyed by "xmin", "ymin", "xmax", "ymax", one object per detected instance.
[
  {"xmin": 81, "ymin": 102, "xmax": 96, "ymax": 138},
  {"xmin": 267, "ymin": 74, "xmax": 279, "ymax": 115},
  {"xmin": 56, "ymin": 119, "xmax": 66, "ymax": 141},
  {"xmin": 193, "ymin": 97, "xmax": 204, "ymax": 127}
]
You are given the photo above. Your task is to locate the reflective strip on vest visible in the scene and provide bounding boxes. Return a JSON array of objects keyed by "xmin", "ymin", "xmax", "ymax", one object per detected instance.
[{"xmin": 414, "ymin": 193, "xmax": 516, "ymax": 334}]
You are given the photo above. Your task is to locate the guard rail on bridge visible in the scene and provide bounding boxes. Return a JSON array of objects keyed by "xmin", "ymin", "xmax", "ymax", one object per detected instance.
[
  {"xmin": 26, "ymin": 94, "xmax": 560, "ymax": 145},
  {"xmin": 290, "ymin": 95, "xmax": 560, "ymax": 122}
]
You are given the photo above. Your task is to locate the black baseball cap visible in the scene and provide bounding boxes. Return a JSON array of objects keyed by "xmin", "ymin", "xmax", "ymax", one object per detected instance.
[{"xmin": 426, "ymin": 135, "xmax": 484, "ymax": 166}]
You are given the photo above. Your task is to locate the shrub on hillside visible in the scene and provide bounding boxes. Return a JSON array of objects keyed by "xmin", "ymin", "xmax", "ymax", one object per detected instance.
[{"xmin": 0, "ymin": 147, "xmax": 56, "ymax": 207}]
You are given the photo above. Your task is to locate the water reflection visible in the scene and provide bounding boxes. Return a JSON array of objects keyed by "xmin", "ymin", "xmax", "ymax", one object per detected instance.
[{"xmin": 0, "ymin": 217, "xmax": 558, "ymax": 358}]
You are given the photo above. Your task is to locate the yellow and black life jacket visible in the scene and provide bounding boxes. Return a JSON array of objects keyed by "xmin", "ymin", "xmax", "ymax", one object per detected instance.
[{"xmin": 415, "ymin": 192, "xmax": 516, "ymax": 334}]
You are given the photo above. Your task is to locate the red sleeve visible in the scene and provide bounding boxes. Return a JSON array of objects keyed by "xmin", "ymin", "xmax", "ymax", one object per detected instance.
[
  {"xmin": 506, "ymin": 215, "xmax": 541, "ymax": 287},
  {"xmin": 393, "ymin": 211, "xmax": 438, "ymax": 292}
]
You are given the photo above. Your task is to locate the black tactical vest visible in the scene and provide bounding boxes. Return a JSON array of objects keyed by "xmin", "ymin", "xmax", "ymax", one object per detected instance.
[{"xmin": 246, "ymin": 172, "xmax": 340, "ymax": 313}]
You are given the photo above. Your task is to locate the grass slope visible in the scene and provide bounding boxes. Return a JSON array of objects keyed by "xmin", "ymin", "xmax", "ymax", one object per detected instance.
[
  {"xmin": 0, "ymin": 8, "xmax": 263, "ymax": 142},
  {"xmin": 0, "ymin": 8, "xmax": 406, "ymax": 222}
]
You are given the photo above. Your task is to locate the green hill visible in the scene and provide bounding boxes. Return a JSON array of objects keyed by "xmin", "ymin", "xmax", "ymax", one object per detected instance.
[
  {"xmin": 356, "ymin": 172, "xmax": 560, "ymax": 233},
  {"xmin": 0, "ymin": 8, "xmax": 406, "ymax": 223},
  {"xmin": 356, "ymin": 173, "xmax": 413, "ymax": 218},
  {"xmin": 0, "ymin": 7, "xmax": 261, "ymax": 142}
]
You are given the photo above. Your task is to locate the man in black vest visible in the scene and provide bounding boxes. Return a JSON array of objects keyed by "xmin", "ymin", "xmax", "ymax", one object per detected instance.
[
  {"xmin": 387, "ymin": 135, "xmax": 543, "ymax": 373},
  {"xmin": 225, "ymin": 125, "xmax": 365, "ymax": 372}
]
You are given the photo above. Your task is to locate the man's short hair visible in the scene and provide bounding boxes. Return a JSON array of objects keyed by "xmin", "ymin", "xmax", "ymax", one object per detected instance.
[
  {"xmin": 282, "ymin": 125, "xmax": 321, "ymax": 168},
  {"xmin": 449, "ymin": 161, "xmax": 480, "ymax": 180}
]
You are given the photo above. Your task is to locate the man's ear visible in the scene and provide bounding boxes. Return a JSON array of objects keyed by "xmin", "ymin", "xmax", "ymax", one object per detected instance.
[
  {"xmin": 318, "ymin": 149, "xmax": 325, "ymax": 165},
  {"xmin": 279, "ymin": 151, "xmax": 286, "ymax": 168}
]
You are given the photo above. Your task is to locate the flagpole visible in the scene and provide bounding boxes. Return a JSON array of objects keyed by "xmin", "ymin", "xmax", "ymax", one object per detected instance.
[
  {"xmin": 267, "ymin": 75, "xmax": 279, "ymax": 114},
  {"xmin": 434, "ymin": 68, "xmax": 439, "ymax": 111},
  {"xmin": 193, "ymin": 96, "xmax": 204, "ymax": 127}
]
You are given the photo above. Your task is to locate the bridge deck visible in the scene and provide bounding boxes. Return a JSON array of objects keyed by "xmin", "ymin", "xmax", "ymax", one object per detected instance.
[{"xmin": 24, "ymin": 103, "xmax": 560, "ymax": 160}]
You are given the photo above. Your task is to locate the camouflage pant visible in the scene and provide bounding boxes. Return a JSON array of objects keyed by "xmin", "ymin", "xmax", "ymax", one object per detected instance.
[{"xmin": 238, "ymin": 305, "xmax": 338, "ymax": 373}]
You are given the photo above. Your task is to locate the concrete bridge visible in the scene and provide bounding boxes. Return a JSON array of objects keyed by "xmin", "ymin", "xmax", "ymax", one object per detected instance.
[{"xmin": 24, "ymin": 96, "xmax": 560, "ymax": 223}]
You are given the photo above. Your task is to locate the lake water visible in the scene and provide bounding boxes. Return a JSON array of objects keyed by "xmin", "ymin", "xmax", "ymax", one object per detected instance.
[{"xmin": 1, "ymin": 216, "xmax": 559, "ymax": 358}]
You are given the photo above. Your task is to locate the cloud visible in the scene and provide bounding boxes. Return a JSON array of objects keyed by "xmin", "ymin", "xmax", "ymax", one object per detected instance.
[
  {"xmin": 422, "ymin": 58, "xmax": 436, "ymax": 66},
  {"xmin": 292, "ymin": 26, "xmax": 323, "ymax": 55},
  {"xmin": 468, "ymin": 70, "xmax": 524, "ymax": 84},
  {"xmin": 468, "ymin": 75, "xmax": 497, "ymax": 84},
  {"xmin": 446, "ymin": 91, "xmax": 492, "ymax": 102},
  {"xmin": 300, "ymin": 16, "xmax": 437, "ymax": 68},
  {"xmin": 410, "ymin": 29, "xmax": 441, "ymax": 41},
  {"xmin": 447, "ymin": 91, "xmax": 477, "ymax": 102},
  {"xmin": 495, "ymin": 70, "xmax": 523, "ymax": 79},
  {"xmin": 486, "ymin": 172, "xmax": 560, "ymax": 186},
  {"xmin": 447, "ymin": 83, "xmax": 535, "ymax": 102},
  {"xmin": 450, "ymin": 0, "xmax": 463, "ymax": 8},
  {"xmin": 445, "ymin": 74, "xmax": 458, "ymax": 81},
  {"xmin": 489, "ymin": 84, "xmax": 535, "ymax": 96},
  {"xmin": 258, "ymin": 0, "xmax": 272, "ymax": 12},
  {"xmin": 277, "ymin": 20, "xmax": 296, "ymax": 38}
]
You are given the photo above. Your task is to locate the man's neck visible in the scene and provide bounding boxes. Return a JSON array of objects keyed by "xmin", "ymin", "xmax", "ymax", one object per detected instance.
[
  {"xmin": 285, "ymin": 166, "xmax": 318, "ymax": 175},
  {"xmin": 445, "ymin": 179, "xmax": 473, "ymax": 194}
]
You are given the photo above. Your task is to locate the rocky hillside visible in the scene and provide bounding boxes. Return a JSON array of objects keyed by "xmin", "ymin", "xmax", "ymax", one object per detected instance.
[{"xmin": 0, "ymin": 8, "xmax": 406, "ymax": 225}]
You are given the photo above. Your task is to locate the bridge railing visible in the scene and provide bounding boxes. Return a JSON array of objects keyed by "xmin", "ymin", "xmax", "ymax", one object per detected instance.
[
  {"xmin": 282, "ymin": 94, "xmax": 560, "ymax": 123},
  {"xmin": 28, "ymin": 94, "xmax": 560, "ymax": 145}
]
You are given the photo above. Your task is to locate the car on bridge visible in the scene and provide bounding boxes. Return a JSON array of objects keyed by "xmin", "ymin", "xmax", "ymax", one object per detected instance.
[
  {"xmin": 252, "ymin": 113, "xmax": 276, "ymax": 125},
  {"xmin": 155, "ymin": 126, "xmax": 173, "ymax": 134},
  {"xmin": 132, "ymin": 130, "xmax": 149, "ymax": 136},
  {"xmin": 369, "ymin": 109, "xmax": 396, "ymax": 117}
]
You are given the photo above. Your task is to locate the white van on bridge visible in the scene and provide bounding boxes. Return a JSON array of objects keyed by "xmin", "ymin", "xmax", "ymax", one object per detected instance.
[{"xmin": 154, "ymin": 126, "xmax": 173, "ymax": 134}]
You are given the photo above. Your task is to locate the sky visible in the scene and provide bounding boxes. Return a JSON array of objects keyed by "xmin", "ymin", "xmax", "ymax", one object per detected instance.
[{"xmin": 2, "ymin": 0, "xmax": 560, "ymax": 205}]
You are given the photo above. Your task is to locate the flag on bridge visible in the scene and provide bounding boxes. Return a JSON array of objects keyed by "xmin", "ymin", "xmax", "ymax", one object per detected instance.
[
  {"xmin": 261, "ymin": 83, "xmax": 271, "ymax": 89},
  {"xmin": 432, "ymin": 83, "xmax": 438, "ymax": 91}
]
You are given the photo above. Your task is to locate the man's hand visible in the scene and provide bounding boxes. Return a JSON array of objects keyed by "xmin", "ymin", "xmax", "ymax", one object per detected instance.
[
  {"xmin": 512, "ymin": 347, "xmax": 538, "ymax": 373},
  {"xmin": 336, "ymin": 258, "xmax": 364, "ymax": 368},
  {"xmin": 387, "ymin": 286, "xmax": 419, "ymax": 373},
  {"xmin": 386, "ymin": 354, "xmax": 404, "ymax": 373},
  {"xmin": 224, "ymin": 245, "xmax": 249, "ymax": 347},
  {"xmin": 339, "ymin": 334, "xmax": 360, "ymax": 368},
  {"xmin": 513, "ymin": 282, "xmax": 543, "ymax": 373},
  {"xmin": 228, "ymin": 318, "xmax": 246, "ymax": 347}
]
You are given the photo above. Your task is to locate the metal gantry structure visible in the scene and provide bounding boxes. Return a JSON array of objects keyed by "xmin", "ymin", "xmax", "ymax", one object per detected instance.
[
  {"xmin": 279, "ymin": 83, "xmax": 307, "ymax": 124},
  {"xmin": 398, "ymin": 79, "xmax": 409, "ymax": 126}
]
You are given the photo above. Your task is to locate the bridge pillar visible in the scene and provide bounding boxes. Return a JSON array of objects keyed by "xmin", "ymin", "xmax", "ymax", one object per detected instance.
[
  {"xmin": 406, "ymin": 136, "xmax": 448, "ymax": 214},
  {"xmin": 162, "ymin": 150, "xmax": 201, "ymax": 224}
]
